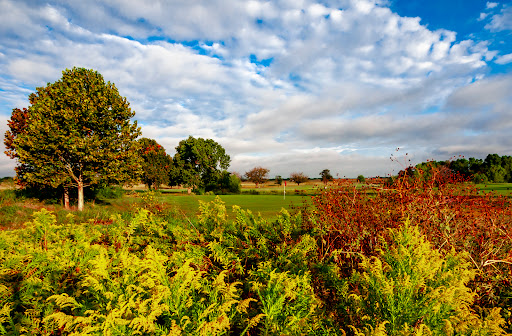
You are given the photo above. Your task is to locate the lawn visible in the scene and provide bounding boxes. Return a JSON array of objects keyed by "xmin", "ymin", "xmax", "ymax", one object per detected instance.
[
  {"xmin": 157, "ymin": 193, "xmax": 310, "ymax": 220},
  {"xmin": 474, "ymin": 182, "xmax": 512, "ymax": 195}
]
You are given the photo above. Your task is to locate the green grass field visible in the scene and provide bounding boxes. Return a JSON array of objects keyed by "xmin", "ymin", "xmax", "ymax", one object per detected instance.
[
  {"xmin": 474, "ymin": 183, "xmax": 512, "ymax": 195},
  {"xmin": 156, "ymin": 193, "xmax": 310, "ymax": 220},
  {"xmin": 1, "ymin": 181, "xmax": 511, "ymax": 229}
]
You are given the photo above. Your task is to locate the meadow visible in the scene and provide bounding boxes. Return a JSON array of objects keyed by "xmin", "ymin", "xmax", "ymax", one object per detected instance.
[{"xmin": 0, "ymin": 177, "xmax": 511, "ymax": 335}]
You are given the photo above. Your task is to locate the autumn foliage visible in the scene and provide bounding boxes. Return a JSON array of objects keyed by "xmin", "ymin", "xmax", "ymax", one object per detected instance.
[
  {"xmin": 0, "ymin": 161, "xmax": 511, "ymax": 334},
  {"xmin": 244, "ymin": 166, "xmax": 269, "ymax": 187},
  {"xmin": 303, "ymin": 165, "xmax": 512, "ymax": 328}
]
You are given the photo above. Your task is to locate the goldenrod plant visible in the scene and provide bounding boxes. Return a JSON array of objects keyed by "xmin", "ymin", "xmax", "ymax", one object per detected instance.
[
  {"xmin": 344, "ymin": 221, "xmax": 507, "ymax": 335},
  {"xmin": 0, "ymin": 196, "xmax": 509, "ymax": 335}
]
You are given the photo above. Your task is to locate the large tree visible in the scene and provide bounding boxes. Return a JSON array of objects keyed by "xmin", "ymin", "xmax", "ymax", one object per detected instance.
[
  {"xmin": 138, "ymin": 137, "xmax": 172, "ymax": 190},
  {"xmin": 4, "ymin": 67, "xmax": 141, "ymax": 211},
  {"xmin": 173, "ymin": 136, "xmax": 230, "ymax": 191}
]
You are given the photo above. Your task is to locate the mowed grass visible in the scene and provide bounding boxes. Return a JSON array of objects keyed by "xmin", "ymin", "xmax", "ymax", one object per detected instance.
[
  {"xmin": 474, "ymin": 182, "xmax": 512, "ymax": 195},
  {"xmin": 159, "ymin": 193, "xmax": 310, "ymax": 220}
]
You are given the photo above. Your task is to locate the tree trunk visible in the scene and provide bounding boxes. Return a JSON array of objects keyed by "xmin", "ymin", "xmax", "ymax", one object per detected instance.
[
  {"xmin": 77, "ymin": 180, "xmax": 84, "ymax": 211},
  {"xmin": 63, "ymin": 187, "xmax": 70, "ymax": 210}
]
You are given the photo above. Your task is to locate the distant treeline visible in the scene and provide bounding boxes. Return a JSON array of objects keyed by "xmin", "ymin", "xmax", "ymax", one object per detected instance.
[{"xmin": 414, "ymin": 154, "xmax": 512, "ymax": 183}]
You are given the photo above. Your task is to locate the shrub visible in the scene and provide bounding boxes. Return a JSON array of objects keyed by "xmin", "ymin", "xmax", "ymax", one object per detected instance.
[
  {"xmin": 0, "ymin": 189, "xmax": 17, "ymax": 204},
  {"xmin": 218, "ymin": 172, "xmax": 242, "ymax": 194},
  {"xmin": 304, "ymin": 166, "xmax": 512, "ymax": 329},
  {"xmin": 343, "ymin": 221, "xmax": 507, "ymax": 335},
  {"xmin": 94, "ymin": 185, "xmax": 125, "ymax": 200}
]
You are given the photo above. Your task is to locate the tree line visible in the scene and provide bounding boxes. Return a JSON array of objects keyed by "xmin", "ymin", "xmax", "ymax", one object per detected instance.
[
  {"xmin": 4, "ymin": 67, "xmax": 510, "ymax": 211},
  {"xmin": 3, "ymin": 67, "xmax": 312, "ymax": 210},
  {"xmin": 4, "ymin": 67, "xmax": 242, "ymax": 211},
  {"xmin": 411, "ymin": 154, "xmax": 512, "ymax": 183}
]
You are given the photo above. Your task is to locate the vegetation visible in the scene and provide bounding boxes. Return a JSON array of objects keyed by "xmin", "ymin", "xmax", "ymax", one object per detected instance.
[
  {"xmin": 320, "ymin": 169, "xmax": 333, "ymax": 184},
  {"xmin": 173, "ymin": 136, "xmax": 230, "ymax": 192},
  {"xmin": 304, "ymin": 166, "xmax": 512, "ymax": 332},
  {"xmin": 244, "ymin": 167, "xmax": 270, "ymax": 188},
  {"xmin": 0, "ymin": 166, "xmax": 510, "ymax": 334},
  {"xmin": 357, "ymin": 174, "xmax": 365, "ymax": 183},
  {"xmin": 415, "ymin": 154, "xmax": 512, "ymax": 183},
  {"xmin": 216, "ymin": 171, "xmax": 242, "ymax": 194},
  {"xmin": 1, "ymin": 65, "xmax": 511, "ymax": 333},
  {"xmin": 4, "ymin": 67, "xmax": 141, "ymax": 211},
  {"xmin": 289, "ymin": 172, "xmax": 308, "ymax": 185},
  {"xmin": 138, "ymin": 138, "xmax": 173, "ymax": 190}
]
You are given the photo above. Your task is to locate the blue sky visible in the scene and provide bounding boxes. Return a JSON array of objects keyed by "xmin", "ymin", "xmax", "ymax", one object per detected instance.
[{"xmin": 1, "ymin": 0, "xmax": 511, "ymax": 178}]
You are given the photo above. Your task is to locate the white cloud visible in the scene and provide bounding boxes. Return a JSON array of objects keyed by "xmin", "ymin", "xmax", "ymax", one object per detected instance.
[
  {"xmin": 0, "ymin": 0, "xmax": 509, "ymax": 178},
  {"xmin": 495, "ymin": 53, "xmax": 512, "ymax": 64},
  {"xmin": 485, "ymin": 5, "xmax": 512, "ymax": 32},
  {"xmin": 486, "ymin": 2, "xmax": 498, "ymax": 9}
]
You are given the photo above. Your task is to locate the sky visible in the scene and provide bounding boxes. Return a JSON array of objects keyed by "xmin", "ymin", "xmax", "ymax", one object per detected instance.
[{"xmin": 1, "ymin": 0, "xmax": 511, "ymax": 179}]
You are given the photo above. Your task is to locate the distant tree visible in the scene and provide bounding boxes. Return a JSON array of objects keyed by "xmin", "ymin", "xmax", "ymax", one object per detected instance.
[
  {"xmin": 173, "ymin": 136, "xmax": 230, "ymax": 191},
  {"xmin": 167, "ymin": 163, "xmax": 183, "ymax": 188},
  {"xmin": 138, "ymin": 138, "xmax": 172, "ymax": 190},
  {"xmin": 449, "ymin": 158, "xmax": 471, "ymax": 178},
  {"xmin": 320, "ymin": 169, "xmax": 333, "ymax": 184},
  {"xmin": 245, "ymin": 167, "xmax": 270, "ymax": 187},
  {"xmin": 290, "ymin": 172, "xmax": 309, "ymax": 185},
  {"xmin": 501, "ymin": 156, "xmax": 512, "ymax": 182},
  {"xmin": 468, "ymin": 157, "xmax": 484, "ymax": 175},
  {"xmin": 487, "ymin": 165, "xmax": 507, "ymax": 183},
  {"xmin": 4, "ymin": 67, "xmax": 141, "ymax": 211},
  {"xmin": 413, "ymin": 155, "xmax": 512, "ymax": 184},
  {"xmin": 473, "ymin": 172, "xmax": 489, "ymax": 184},
  {"xmin": 357, "ymin": 175, "xmax": 365, "ymax": 183},
  {"xmin": 275, "ymin": 175, "xmax": 283, "ymax": 186},
  {"xmin": 484, "ymin": 154, "xmax": 502, "ymax": 168}
]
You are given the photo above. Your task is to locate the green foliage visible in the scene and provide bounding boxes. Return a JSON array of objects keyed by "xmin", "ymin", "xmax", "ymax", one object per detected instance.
[
  {"xmin": 173, "ymin": 136, "xmax": 230, "ymax": 190},
  {"xmin": 215, "ymin": 171, "xmax": 241, "ymax": 194},
  {"xmin": 138, "ymin": 137, "xmax": 172, "ymax": 190},
  {"xmin": 250, "ymin": 265, "xmax": 319, "ymax": 335},
  {"xmin": 4, "ymin": 67, "xmax": 142, "ymax": 211},
  {"xmin": 343, "ymin": 221, "xmax": 508, "ymax": 335},
  {"xmin": 487, "ymin": 165, "xmax": 507, "ymax": 183},
  {"xmin": 94, "ymin": 186, "xmax": 125, "ymax": 200},
  {"xmin": 357, "ymin": 175, "xmax": 365, "ymax": 183},
  {"xmin": 0, "ymin": 192, "xmax": 509, "ymax": 335},
  {"xmin": 275, "ymin": 176, "xmax": 283, "ymax": 186},
  {"xmin": 415, "ymin": 154, "xmax": 512, "ymax": 183}
]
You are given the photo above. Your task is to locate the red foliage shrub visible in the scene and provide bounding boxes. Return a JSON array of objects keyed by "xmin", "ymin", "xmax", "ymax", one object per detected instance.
[{"xmin": 304, "ymin": 166, "xmax": 512, "ymax": 321}]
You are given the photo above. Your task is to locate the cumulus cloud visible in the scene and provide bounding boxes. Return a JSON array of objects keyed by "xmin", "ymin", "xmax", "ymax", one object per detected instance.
[
  {"xmin": 0, "ymin": 0, "xmax": 509, "ymax": 178},
  {"xmin": 485, "ymin": 4, "xmax": 512, "ymax": 32},
  {"xmin": 495, "ymin": 53, "xmax": 512, "ymax": 64}
]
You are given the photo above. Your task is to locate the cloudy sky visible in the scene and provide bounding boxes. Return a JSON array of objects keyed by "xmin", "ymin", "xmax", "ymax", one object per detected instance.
[{"xmin": 1, "ymin": 0, "xmax": 511, "ymax": 178}]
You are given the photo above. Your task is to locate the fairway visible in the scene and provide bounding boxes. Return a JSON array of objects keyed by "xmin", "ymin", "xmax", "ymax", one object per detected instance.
[
  {"xmin": 474, "ymin": 183, "xmax": 512, "ymax": 195},
  {"xmin": 160, "ymin": 194, "xmax": 310, "ymax": 220}
]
